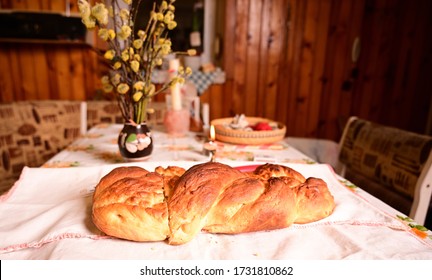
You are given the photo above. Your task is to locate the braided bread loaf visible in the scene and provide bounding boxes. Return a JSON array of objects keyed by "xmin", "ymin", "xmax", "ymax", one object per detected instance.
[{"xmin": 92, "ymin": 162, "xmax": 335, "ymax": 245}]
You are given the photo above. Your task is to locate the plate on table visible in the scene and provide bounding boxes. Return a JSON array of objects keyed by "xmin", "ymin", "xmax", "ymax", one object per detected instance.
[{"xmin": 211, "ymin": 117, "xmax": 286, "ymax": 145}]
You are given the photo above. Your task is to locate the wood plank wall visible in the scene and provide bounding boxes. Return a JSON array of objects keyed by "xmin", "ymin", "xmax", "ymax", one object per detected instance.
[
  {"xmin": 1, "ymin": 0, "xmax": 431, "ymax": 141},
  {"xmin": 0, "ymin": 0, "xmax": 104, "ymax": 101},
  {"xmin": 223, "ymin": 0, "xmax": 432, "ymax": 141}
]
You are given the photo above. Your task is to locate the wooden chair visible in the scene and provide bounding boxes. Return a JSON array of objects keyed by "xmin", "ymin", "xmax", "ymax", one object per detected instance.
[{"xmin": 338, "ymin": 116, "xmax": 432, "ymax": 226}]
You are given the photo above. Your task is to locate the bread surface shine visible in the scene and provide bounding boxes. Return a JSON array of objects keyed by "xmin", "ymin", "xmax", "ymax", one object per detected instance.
[{"xmin": 92, "ymin": 162, "xmax": 335, "ymax": 244}]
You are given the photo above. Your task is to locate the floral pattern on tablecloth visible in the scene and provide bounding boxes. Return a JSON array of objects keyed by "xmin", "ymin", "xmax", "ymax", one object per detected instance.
[{"xmin": 338, "ymin": 177, "xmax": 432, "ymax": 242}]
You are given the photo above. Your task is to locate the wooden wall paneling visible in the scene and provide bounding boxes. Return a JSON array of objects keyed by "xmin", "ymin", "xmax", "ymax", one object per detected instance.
[
  {"xmin": 82, "ymin": 48, "xmax": 101, "ymax": 100},
  {"xmin": 275, "ymin": 0, "xmax": 291, "ymax": 127},
  {"xmin": 8, "ymin": 47, "xmax": 23, "ymax": 100},
  {"xmin": 18, "ymin": 46, "xmax": 40, "ymax": 100},
  {"xmin": 68, "ymin": 46, "xmax": 86, "ymax": 100},
  {"xmin": 243, "ymin": 0, "xmax": 262, "ymax": 117},
  {"xmin": 0, "ymin": 46, "xmax": 14, "ymax": 102},
  {"xmin": 7, "ymin": 0, "xmax": 27, "ymax": 9},
  {"xmin": 291, "ymin": 0, "xmax": 314, "ymax": 136},
  {"xmin": 26, "ymin": 0, "xmax": 41, "ymax": 10},
  {"xmin": 223, "ymin": 0, "xmax": 236, "ymax": 80},
  {"xmin": 54, "ymin": 48, "xmax": 73, "ymax": 99},
  {"xmin": 385, "ymin": 0, "xmax": 428, "ymax": 132},
  {"xmin": 200, "ymin": 84, "xmax": 225, "ymax": 121},
  {"xmin": 294, "ymin": 0, "xmax": 331, "ymax": 138},
  {"xmin": 352, "ymin": 0, "xmax": 389, "ymax": 122},
  {"xmin": 305, "ymin": 0, "xmax": 332, "ymax": 137},
  {"xmin": 282, "ymin": 0, "xmax": 305, "ymax": 137},
  {"xmin": 32, "ymin": 45, "xmax": 51, "ymax": 99},
  {"xmin": 410, "ymin": 1, "xmax": 432, "ymax": 134},
  {"xmin": 60, "ymin": 48, "xmax": 75, "ymax": 100},
  {"xmin": 405, "ymin": 0, "xmax": 432, "ymax": 133},
  {"xmin": 335, "ymin": 0, "xmax": 363, "ymax": 122},
  {"xmin": 371, "ymin": 1, "xmax": 403, "ymax": 124},
  {"xmin": 230, "ymin": 0, "xmax": 249, "ymax": 116},
  {"xmin": 375, "ymin": 0, "xmax": 406, "ymax": 127},
  {"xmin": 45, "ymin": 48, "xmax": 61, "ymax": 99},
  {"xmin": 259, "ymin": 0, "xmax": 287, "ymax": 120},
  {"xmin": 318, "ymin": 0, "xmax": 359, "ymax": 141},
  {"xmin": 48, "ymin": 0, "xmax": 66, "ymax": 12}
]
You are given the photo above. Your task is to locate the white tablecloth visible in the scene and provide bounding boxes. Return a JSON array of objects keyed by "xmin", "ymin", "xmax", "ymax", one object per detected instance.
[
  {"xmin": 43, "ymin": 124, "xmax": 313, "ymax": 167},
  {"xmin": 1, "ymin": 161, "xmax": 431, "ymax": 259},
  {"xmin": 1, "ymin": 124, "xmax": 431, "ymax": 259}
]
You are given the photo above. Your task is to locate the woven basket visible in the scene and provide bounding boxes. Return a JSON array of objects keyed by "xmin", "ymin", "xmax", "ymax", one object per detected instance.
[{"xmin": 211, "ymin": 117, "xmax": 286, "ymax": 145}]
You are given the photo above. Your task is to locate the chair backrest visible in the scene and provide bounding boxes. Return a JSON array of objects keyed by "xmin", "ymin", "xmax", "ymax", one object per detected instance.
[
  {"xmin": 85, "ymin": 100, "xmax": 166, "ymax": 129},
  {"xmin": 0, "ymin": 100, "xmax": 84, "ymax": 193},
  {"xmin": 338, "ymin": 116, "xmax": 432, "ymax": 225}
]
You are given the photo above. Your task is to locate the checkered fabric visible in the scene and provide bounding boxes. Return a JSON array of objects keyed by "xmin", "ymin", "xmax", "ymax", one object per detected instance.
[{"xmin": 187, "ymin": 68, "xmax": 220, "ymax": 95}]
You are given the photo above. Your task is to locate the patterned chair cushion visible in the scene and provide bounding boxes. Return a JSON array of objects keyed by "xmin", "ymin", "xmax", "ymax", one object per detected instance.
[
  {"xmin": 86, "ymin": 100, "xmax": 124, "ymax": 130},
  {"xmin": 339, "ymin": 118, "xmax": 432, "ymax": 199},
  {"xmin": 0, "ymin": 100, "xmax": 82, "ymax": 194},
  {"xmin": 86, "ymin": 100, "xmax": 166, "ymax": 129}
]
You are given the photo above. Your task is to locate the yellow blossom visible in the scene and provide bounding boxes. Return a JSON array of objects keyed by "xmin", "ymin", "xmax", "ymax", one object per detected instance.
[
  {"xmin": 104, "ymin": 49, "xmax": 116, "ymax": 60},
  {"xmin": 185, "ymin": 67, "xmax": 192, "ymax": 75},
  {"xmin": 137, "ymin": 30, "xmax": 146, "ymax": 39},
  {"xmin": 167, "ymin": 21, "xmax": 177, "ymax": 30},
  {"xmin": 161, "ymin": 1, "xmax": 168, "ymax": 10},
  {"xmin": 98, "ymin": 28, "xmax": 110, "ymax": 41},
  {"xmin": 91, "ymin": 3, "xmax": 109, "ymax": 25},
  {"xmin": 145, "ymin": 84, "xmax": 156, "ymax": 96},
  {"xmin": 82, "ymin": 17, "xmax": 96, "ymax": 29},
  {"xmin": 78, "ymin": 0, "xmax": 91, "ymax": 18},
  {"xmin": 133, "ymin": 91, "xmax": 143, "ymax": 102},
  {"xmin": 133, "ymin": 81, "xmax": 145, "ymax": 91},
  {"xmin": 133, "ymin": 39, "xmax": 143, "ymax": 49},
  {"xmin": 78, "ymin": 0, "xmax": 187, "ymax": 124},
  {"xmin": 119, "ymin": 9, "xmax": 129, "ymax": 21},
  {"xmin": 102, "ymin": 83, "xmax": 113, "ymax": 93},
  {"xmin": 187, "ymin": 49, "xmax": 197, "ymax": 56},
  {"xmin": 113, "ymin": 61, "xmax": 122, "ymax": 69},
  {"xmin": 111, "ymin": 74, "xmax": 121, "ymax": 85},
  {"xmin": 117, "ymin": 83, "xmax": 130, "ymax": 94},
  {"xmin": 118, "ymin": 25, "xmax": 132, "ymax": 40},
  {"xmin": 121, "ymin": 49, "xmax": 129, "ymax": 61},
  {"xmin": 108, "ymin": 29, "xmax": 116, "ymax": 40},
  {"xmin": 101, "ymin": 75, "xmax": 110, "ymax": 84},
  {"xmin": 130, "ymin": 60, "xmax": 140, "ymax": 72}
]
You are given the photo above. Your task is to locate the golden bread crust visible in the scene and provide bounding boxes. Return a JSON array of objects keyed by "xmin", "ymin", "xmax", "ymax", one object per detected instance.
[
  {"xmin": 91, "ymin": 162, "xmax": 335, "ymax": 245},
  {"xmin": 167, "ymin": 162, "xmax": 246, "ymax": 245},
  {"xmin": 92, "ymin": 170, "xmax": 169, "ymax": 241}
]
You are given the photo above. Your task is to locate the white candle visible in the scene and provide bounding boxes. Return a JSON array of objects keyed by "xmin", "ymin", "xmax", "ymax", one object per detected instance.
[
  {"xmin": 169, "ymin": 58, "xmax": 182, "ymax": 111},
  {"xmin": 202, "ymin": 103, "xmax": 209, "ymax": 129},
  {"xmin": 210, "ymin": 124, "xmax": 215, "ymax": 141}
]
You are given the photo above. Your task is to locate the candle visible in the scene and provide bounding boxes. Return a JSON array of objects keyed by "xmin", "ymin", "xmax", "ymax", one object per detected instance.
[
  {"xmin": 203, "ymin": 124, "xmax": 217, "ymax": 161},
  {"xmin": 202, "ymin": 103, "xmax": 209, "ymax": 129},
  {"xmin": 169, "ymin": 58, "xmax": 182, "ymax": 111},
  {"xmin": 210, "ymin": 124, "xmax": 215, "ymax": 141}
]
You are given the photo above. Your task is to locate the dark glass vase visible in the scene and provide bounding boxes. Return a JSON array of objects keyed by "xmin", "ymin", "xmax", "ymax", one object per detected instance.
[{"xmin": 118, "ymin": 122, "xmax": 153, "ymax": 161}]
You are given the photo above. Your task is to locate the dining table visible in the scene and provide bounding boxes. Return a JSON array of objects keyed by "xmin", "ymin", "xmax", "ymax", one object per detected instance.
[{"xmin": 1, "ymin": 123, "xmax": 432, "ymax": 261}]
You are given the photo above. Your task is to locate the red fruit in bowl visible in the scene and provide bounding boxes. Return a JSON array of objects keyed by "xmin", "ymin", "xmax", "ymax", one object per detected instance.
[{"xmin": 253, "ymin": 122, "xmax": 273, "ymax": 131}]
